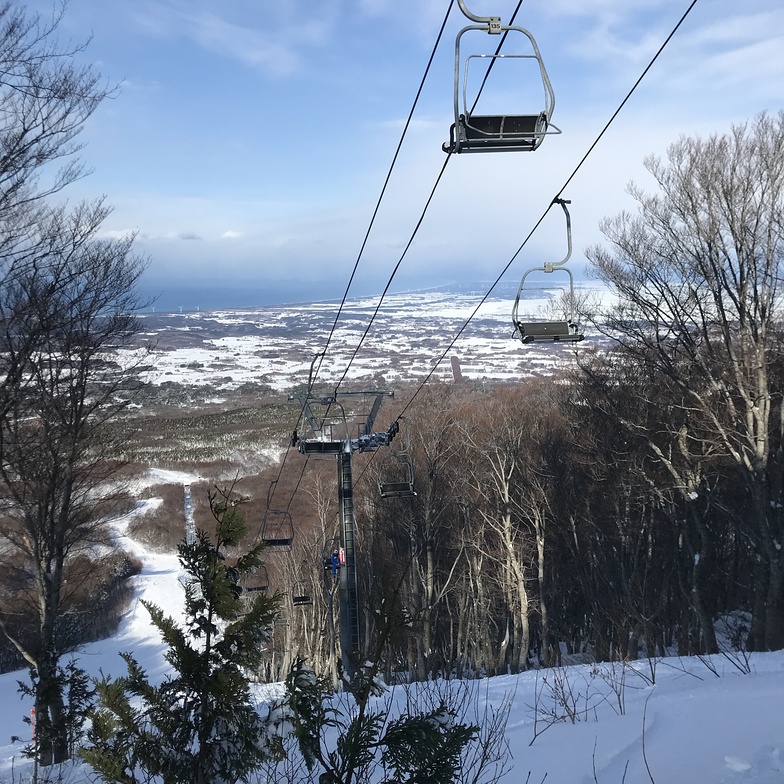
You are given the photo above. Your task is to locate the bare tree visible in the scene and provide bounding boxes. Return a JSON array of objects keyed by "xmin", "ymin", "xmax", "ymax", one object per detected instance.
[
  {"xmin": 0, "ymin": 1, "xmax": 109, "ymax": 236},
  {"xmin": 0, "ymin": 3, "xmax": 145, "ymax": 766},
  {"xmin": 0, "ymin": 199, "xmax": 148, "ymax": 766},
  {"xmin": 587, "ymin": 111, "xmax": 784, "ymax": 650}
]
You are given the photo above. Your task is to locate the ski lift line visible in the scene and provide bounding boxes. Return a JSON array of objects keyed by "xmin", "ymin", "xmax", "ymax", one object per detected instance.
[
  {"xmin": 310, "ymin": 1, "xmax": 457, "ymax": 389},
  {"xmin": 281, "ymin": 0, "xmax": 698, "ymax": 513},
  {"xmin": 267, "ymin": 3, "xmax": 456, "ymax": 522},
  {"xmin": 301, "ymin": 3, "xmax": 458, "ymax": 461},
  {"xmin": 395, "ymin": 0, "xmax": 701, "ymax": 422},
  {"xmin": 252, "ymin": 354, "xmax": 324, "ymax": 546},
  {"xmin": 310, "ymin": 0, "xmax": 524, "ymax": 396},
  {"xmin": 329, "ymin": 153, "xmax": 452, "ymax": 395},
  {"xmin": 249, "ymin": 390, "xmax": 313, "ymax": 546},
  {"xmin": 319, "ymin": 0, "xmax": 526, "ymax": 427}
]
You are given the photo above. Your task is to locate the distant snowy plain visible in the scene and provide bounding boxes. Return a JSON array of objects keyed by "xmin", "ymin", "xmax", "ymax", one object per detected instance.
[{"xmin": 129, "ymin": 289, "xmax": 606, "ymax": 392}]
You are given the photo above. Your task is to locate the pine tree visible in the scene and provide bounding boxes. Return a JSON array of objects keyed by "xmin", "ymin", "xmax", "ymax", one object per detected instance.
[
  {"xmin": 284, "ymin": 657, "xmax": 480, "ymax": 784},
  {"xmin": 81, "ymin": 488, "xmax": 281, "ymax": 784}
]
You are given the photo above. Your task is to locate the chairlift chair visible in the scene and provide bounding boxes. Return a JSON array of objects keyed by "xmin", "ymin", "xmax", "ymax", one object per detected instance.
[
  {"xmin": 444, "ymin": 1, "xmax": 560, "ymax": 154},
  {"xmin": 238, "ymin": 565, "xmax": 269, "ymax": 616},
  {"xmin": 242, "ymin": 564, "xmax": 269, "ymax": 594},
  {"xmin": 261, "ymin": 508, "xmax": 294, "ymax": 547},
  {"xmin": 260, "ymin": 480, "xmax": 294, "ymax": 547},
  {"xmin": 378, "ymin": 419, "xmax": 416, "ymax": 499},
  {"xmin": 296, "ymin": 401, "xmax": 350, "ymax": 455},
  {"xmin": 512, "ymin": 199, "xmax": 584, "ymax": 344},
  {"xmin": 378, "ymin": 451, "xmax": 416, "ymax": 498},
  {"xmin": 292, "ymin": 579, "xmax": 313, "ymax": 607}
]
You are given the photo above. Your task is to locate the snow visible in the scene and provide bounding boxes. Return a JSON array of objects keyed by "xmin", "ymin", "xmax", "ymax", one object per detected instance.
[
  {"xmin": 1, "ymin": 491, "xmax": 783, "ymax": 783},
  {"xmin": 126, "ymin": 288, "xmax": 610, "ymax": 392}
]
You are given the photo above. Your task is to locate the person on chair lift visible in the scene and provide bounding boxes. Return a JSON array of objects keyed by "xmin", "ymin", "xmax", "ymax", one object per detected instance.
[{"xmin": 330, "ymin": 549, "xmax": 342, "ymax": 582}]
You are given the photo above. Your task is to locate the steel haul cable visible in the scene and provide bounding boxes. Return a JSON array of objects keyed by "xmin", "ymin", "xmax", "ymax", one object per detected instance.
[
  {"xmin": 257, "ymin": 0, "xmax": 459, "ymax": 531},
  {"xmin": 282, "ymin": 0, "xmax": 700, "ymax": 520}
]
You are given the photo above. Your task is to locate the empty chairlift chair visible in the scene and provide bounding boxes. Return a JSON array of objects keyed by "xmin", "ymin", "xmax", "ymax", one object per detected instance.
[
  {"xmin": 292, "ymin": 580, "xmax": 313, "ymax": 607},
  {"xmin": 260, "ymin": 480, "xmax": 294, "ymax": 547},
  {"xmin": 378, "ymin": 419, "xmax": 416, "ymax": 499},
  {"xmin": 243, "ymin": 564, "xmax": 269, "ymax": 594},
  {"xmin": 512, "ymin": 199, "xmax": 585, "ymax": 345},
  {"xmin": 261, "ymin": 509, "xmax": 294, "ymax": 547},
  {"xmin": 443, "ymin": 0, "xmax": 560, "ymax": 154}
]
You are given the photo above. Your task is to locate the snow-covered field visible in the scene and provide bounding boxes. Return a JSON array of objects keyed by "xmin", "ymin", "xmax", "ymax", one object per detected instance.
[
  {"xmin": 130, "ymin": 288, "xmax": 606, "ymax": 392},
  {"xmin": 1, "ymin": 477, "xmax": 783, "ymax": 784}
]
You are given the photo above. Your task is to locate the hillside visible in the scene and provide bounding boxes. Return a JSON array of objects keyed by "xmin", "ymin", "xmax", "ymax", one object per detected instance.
[{"xmin": 1, "ymin": 485, "xmax": 782, "ymax": 783}]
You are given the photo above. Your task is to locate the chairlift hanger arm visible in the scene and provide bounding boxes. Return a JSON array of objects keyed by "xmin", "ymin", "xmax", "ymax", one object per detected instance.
[
  {"xmin": 457, "ymin": 0, "xmax": 501, "ymax": 32},
  {"xmin": 542, "ymin": 198, "xmax": 573, "ymax": 272}
]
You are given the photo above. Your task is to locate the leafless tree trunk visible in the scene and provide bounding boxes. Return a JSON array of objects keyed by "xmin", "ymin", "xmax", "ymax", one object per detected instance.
[
  {"xmin": 0, "ymin": 8, "xmax": 123, "ymax": 752},
  {"xmin": 0, "ymin": 196, "xmax": 147, "ymax": 772},
  {"xmin": 587, "ymin": 111, "xmax": 784, "ymax": 650}
]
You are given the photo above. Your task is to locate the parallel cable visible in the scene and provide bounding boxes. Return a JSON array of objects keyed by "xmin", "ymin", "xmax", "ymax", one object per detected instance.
[
  {"xmin": 331, "ymin": 153, "xmax": 452, "ymax": 394},
  {"xmin": 258, "ymin": 1, "xmax": 458, "ymax": 526},
  {"xmin": 395, "ymin": 0, "xmax": 700, "ymax": 422},
  {"xmin": 311, "ymin": 0, "xmax": 457, "ymax": 386}
]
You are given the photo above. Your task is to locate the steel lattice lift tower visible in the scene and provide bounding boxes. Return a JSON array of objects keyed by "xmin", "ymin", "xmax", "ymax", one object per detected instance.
[{"xmin": 289, "ymin": 388, "xmax": 396, "ymax": 683}]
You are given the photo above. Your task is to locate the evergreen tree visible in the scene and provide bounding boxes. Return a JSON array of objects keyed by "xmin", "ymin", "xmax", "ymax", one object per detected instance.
[
  {"xmin": 81, "ymin": 489, "xmax": 281, "ymax": 784},
  {"xmin": 284, "ymin": 657, "xmax": 480, "ymax": 784}
]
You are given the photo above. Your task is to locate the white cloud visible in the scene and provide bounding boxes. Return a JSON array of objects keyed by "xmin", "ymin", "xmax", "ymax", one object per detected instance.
[{"xmin": 129, "ymin": 1, "xmax": 340, "ymax": 75}]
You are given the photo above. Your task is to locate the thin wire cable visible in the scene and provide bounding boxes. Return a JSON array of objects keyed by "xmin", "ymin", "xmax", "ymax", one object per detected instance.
[
  {"xmin": 310, "ymin": 0, "xmax": 457, "ymax": 387},
  {"xmin": 331, "ymin": 153, "xmax": 452, "ymax": 394},
  {"xmin": 395, "ymin": 0, "xmax": 701, "ymax": 423}
]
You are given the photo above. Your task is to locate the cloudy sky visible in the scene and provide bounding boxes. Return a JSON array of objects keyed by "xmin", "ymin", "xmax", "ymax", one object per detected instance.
[{"xmin": 23, "ymin": 0, "xmax": 784, "ymax": 308}]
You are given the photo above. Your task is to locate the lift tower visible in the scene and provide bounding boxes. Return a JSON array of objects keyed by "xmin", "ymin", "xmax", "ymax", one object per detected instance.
[{"xmin": 289, "ymin": 389, "xmax": 395, "ymax": 682}]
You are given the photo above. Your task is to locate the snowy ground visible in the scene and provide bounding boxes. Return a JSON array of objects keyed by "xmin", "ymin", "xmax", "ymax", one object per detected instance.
[
  {"xmin": 1, "ymin": 478, "xmax": 783, "ymax": 783},
  {"xmin": 127, "ymin": 288, "xmax": 609, "ymax": 393}
]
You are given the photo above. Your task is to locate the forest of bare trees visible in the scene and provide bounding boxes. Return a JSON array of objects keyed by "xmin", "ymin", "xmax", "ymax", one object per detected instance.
[{"xmin": 265, "ymin": 112, "xmax": 784, "ymax": 682}]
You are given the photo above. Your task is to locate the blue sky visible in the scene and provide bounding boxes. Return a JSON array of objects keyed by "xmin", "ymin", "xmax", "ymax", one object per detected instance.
[{"xmin": 25, "ymin": 0, "xmax": 784, "ymax": 308}]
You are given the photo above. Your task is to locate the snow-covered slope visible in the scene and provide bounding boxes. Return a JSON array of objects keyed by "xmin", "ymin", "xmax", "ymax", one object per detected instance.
[{"xmin": 1, "ymin": 478, "xmax": 783, "ymax": 783}]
